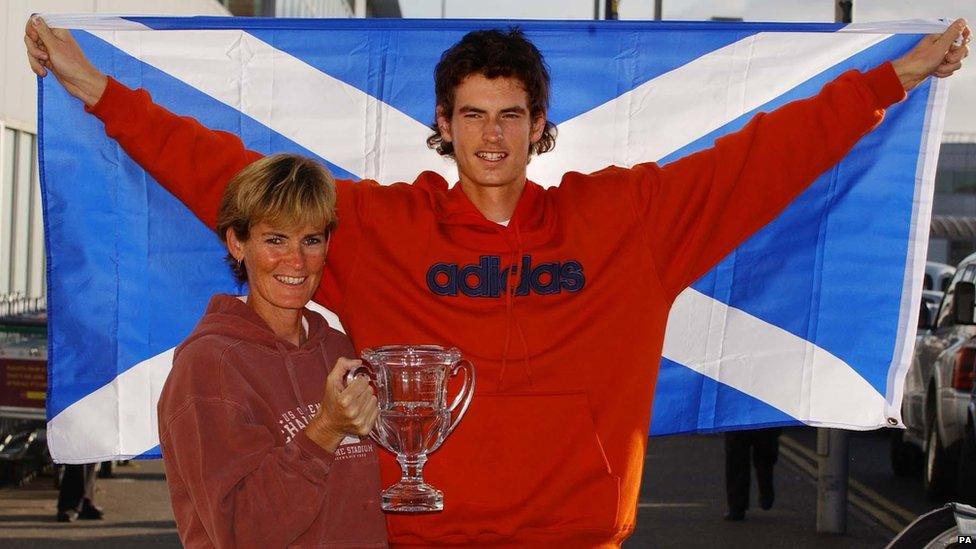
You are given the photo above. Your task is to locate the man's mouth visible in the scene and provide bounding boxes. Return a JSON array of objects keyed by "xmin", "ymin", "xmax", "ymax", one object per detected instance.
[
  {"xmin": 476, "ymin": 151, "xmax": 507, "ymax": 162},
  {"xmin": 274, "ymin": 275, "xmax": 307, "ymax": 286}
]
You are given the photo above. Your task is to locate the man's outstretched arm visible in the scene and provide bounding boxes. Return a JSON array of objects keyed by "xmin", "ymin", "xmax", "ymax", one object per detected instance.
[
  {"xmin": 632, "ymin": 19, "xmax": 969, "ymax": 297},
  {"xmin": 25, "ymin": 15, "xmax": 261, "ymax": 229}
]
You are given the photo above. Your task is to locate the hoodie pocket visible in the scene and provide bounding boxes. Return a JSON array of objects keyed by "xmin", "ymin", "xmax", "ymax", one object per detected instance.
[{"xmin": 388, "ymin": 392, "xmax": 620, "ymax": 542}]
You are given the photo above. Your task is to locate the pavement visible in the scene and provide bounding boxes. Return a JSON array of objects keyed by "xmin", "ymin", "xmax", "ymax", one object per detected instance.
[
  {"xmin": 0, "ymin": 430, "xmax": 899, "ymax": 548},
  {"xmin": 0, "ymin": 461, "xmax": 179, "ymax": 548},
  {"xmin": 626, "ymin": 430, "xmax": 894, "ymax": 548}
]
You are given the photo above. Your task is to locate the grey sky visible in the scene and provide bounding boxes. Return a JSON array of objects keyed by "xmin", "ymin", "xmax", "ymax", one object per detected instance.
[{"xmin": 398, "ymin": 0, "xmax": 974, "ymax": 134}]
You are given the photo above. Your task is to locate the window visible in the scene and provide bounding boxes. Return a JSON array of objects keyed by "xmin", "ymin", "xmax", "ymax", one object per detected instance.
[
  {"xmin": 936, "ymin": 266, "xmax": 970, "ymax": 329},
  {"xmin": 0, "ymin": 124, "xmax": 44, "ymax": 302}
]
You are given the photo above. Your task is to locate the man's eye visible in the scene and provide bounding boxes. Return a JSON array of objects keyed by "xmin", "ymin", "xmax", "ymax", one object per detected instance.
[
  {"xmin": 265, "ymin": 237, "xmax": 283, "ymax": 245},
  {"xmin": 304, "ymin": 237, "xmax": 322, "ymax": 245}
]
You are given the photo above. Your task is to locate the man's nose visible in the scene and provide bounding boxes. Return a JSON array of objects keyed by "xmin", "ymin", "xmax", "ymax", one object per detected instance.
[{"xmin": 483, "ymin": 119, "xmax": 503, "ymax": 142}]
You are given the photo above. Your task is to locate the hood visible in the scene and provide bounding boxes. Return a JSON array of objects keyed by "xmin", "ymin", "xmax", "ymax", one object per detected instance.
[
  {"xmin": 182, "ymin": 294, "xmax": 331, "ymax": 353},
  {"xmin": 414, "ymin": 170, "xmax": 558, "ymax": 252},
  {"xmin": 179, "ymin": 294, "xmax": 334, "ymax": 408}
]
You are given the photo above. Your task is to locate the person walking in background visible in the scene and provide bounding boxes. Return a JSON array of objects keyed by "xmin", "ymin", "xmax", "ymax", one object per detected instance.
[
  {"xmin": 56, "ymin": 463, "xmax": 102, "ymax": 522},
  {"xmin": 724, "ymin": 427, "xmax": 783, "ymax": 521}
]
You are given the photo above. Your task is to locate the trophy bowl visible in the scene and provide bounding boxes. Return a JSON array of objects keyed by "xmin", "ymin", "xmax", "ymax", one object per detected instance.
[{"xmin": 350, "ymin": 345, "xmax": 475, "ymax": 512}]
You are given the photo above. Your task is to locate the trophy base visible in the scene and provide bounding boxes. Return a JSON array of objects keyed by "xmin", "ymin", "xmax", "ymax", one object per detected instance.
[{"xmin": 381, "ymin": 481, "xmax": 444, "ymax": 513}]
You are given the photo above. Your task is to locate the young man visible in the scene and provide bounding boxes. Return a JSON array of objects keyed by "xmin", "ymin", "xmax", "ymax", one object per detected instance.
[{"xmin": 26, "ymin": 18, "xmax": 969, "ymax": 547}]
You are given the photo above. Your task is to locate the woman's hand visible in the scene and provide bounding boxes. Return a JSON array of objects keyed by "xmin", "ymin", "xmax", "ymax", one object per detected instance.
[
  {"xmin": 306, "ymin": 358, "xmax": 379, "ymax": 453},
  {"xmin": 24, "ymin": 15, "xmax": 108, "ymax": 107}
]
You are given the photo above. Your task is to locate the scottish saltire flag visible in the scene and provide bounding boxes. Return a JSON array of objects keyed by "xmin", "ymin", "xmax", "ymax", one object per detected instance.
[{"xmin": 38, "ymin": 15, "xmax": 951, "ymax": 462}]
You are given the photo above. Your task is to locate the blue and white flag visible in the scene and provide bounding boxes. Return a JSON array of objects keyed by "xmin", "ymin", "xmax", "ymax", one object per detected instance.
[{"xmin": 38, "ymin": 15, "xmax": 950, "ymax": 462}]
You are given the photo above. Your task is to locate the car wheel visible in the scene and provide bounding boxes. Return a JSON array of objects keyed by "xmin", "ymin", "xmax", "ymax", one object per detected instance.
[
  {"xmin": 924, "ymin": 418, "xmax": 954, "ymax": 499},
  {"xmin": 958, "ymin": 420, "xmax": 976, "ymax": 504},
  {"xmin": 891, "ymin": 429, "xmax": 922, "ymax": 477}
]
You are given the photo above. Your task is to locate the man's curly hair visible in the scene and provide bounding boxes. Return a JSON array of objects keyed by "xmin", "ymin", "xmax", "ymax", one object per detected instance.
[{"xmin": 427, "ymin": 28, "xmax": 557, "ymax": 158}]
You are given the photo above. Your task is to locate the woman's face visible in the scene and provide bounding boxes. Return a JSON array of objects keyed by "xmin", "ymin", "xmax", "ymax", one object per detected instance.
[{"xmin": 227, "ymin": 220, "xmax": 329, "ymax": 320}]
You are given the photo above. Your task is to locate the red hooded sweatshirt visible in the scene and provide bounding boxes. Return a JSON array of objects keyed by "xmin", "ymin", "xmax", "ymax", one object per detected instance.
[
  {"xmin": 157, "ymin": 295, "xmax": 387, "ymax": 548},
  {"xmin": 94, "ymin": 64, "xmax": 904, "ymax": 547}
]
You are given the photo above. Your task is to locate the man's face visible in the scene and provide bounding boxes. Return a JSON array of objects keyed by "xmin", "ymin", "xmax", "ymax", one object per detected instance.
[{"xmin": 437, "ymin": 74, "xmax": 546, "ymax": 193}]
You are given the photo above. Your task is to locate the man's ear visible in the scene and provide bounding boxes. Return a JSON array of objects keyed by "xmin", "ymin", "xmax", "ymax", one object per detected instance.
[
  {"xmin": 436, "ymin": 105, "xmax": 453, "ymax": 143},
  {"xmin": 530, "ymin": 114, "xmax": 546, "ymax": 144}
]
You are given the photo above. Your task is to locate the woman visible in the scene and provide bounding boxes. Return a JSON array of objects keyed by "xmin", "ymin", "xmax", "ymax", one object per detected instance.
[{"xmin": 156, "ymin": 154, "xmax": 386, "ymax": 548}]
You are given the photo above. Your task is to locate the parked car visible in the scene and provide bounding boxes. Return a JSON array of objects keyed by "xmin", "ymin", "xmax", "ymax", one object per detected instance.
[
  {"xmin": 920, "ymin": 290, "xmax": 944, "ymax": 331},
  {"xmin": 892, "ymin": 289, "xmax": 947, "ymax": 478},
  {"xmin": 926, "ymin": 261, "xmax": 956, "ymax": 293},
  {"xmin": 959, "ymin": 384, "xmax": 976, "ymax": 504},
  {"xmin": 886, "ymin": 503, "xmax": 976, "ymax": 548},
  {"xmin": 893, "ymin": 254, "xmax": 976, "ymax": 497}
]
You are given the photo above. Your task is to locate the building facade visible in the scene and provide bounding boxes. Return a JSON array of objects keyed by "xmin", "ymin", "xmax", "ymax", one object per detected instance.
[
  {"xmin": 220, "ymin": 0, "xmax": 400, "ymax": 17},
  {"xmin": 929, "ymin": 136, "xmax": 976, "ymax": 267}
]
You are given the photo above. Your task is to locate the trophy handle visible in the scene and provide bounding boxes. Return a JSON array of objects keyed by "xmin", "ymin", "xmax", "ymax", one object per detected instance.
[
  {"xmin": 342, "ymin": 364, "xmax": 395, "ymax": 454},
  {"xmin": 343, "ymin": 363, "xmax": 374, "ymax": 387},
  {"xmin": 444, "ymin": 359, "xmax": 475, "ymax": 437}
]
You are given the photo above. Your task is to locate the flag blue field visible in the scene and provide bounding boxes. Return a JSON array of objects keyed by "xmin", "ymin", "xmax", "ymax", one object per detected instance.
[{"xmin": 37, "ymin": 15, "xmax": 950, "ymax": 462}]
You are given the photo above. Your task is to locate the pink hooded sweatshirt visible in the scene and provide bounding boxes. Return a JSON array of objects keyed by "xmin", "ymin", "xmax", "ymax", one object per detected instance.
[{"xmin": 157, "ymin": 294, "xmax": 387, "ymax": 548}]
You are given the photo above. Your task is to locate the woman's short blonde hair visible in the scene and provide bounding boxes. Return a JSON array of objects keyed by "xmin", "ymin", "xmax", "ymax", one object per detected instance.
[{"xmin": 216, "ymin": 154, "xmax": 337, "ymax": 284}]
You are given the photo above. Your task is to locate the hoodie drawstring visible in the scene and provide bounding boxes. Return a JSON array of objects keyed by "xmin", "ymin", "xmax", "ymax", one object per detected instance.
[
  {"xmin": 275, "ymin": 341, "xmax": 307, "ymax": 409},
  {"xmin": 510, "ymin": 224, "xmax": 533, "ymax": 385},
  {"xmin": 496, "ymin": 223, "xmax": 533, "ymax": 388}
]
